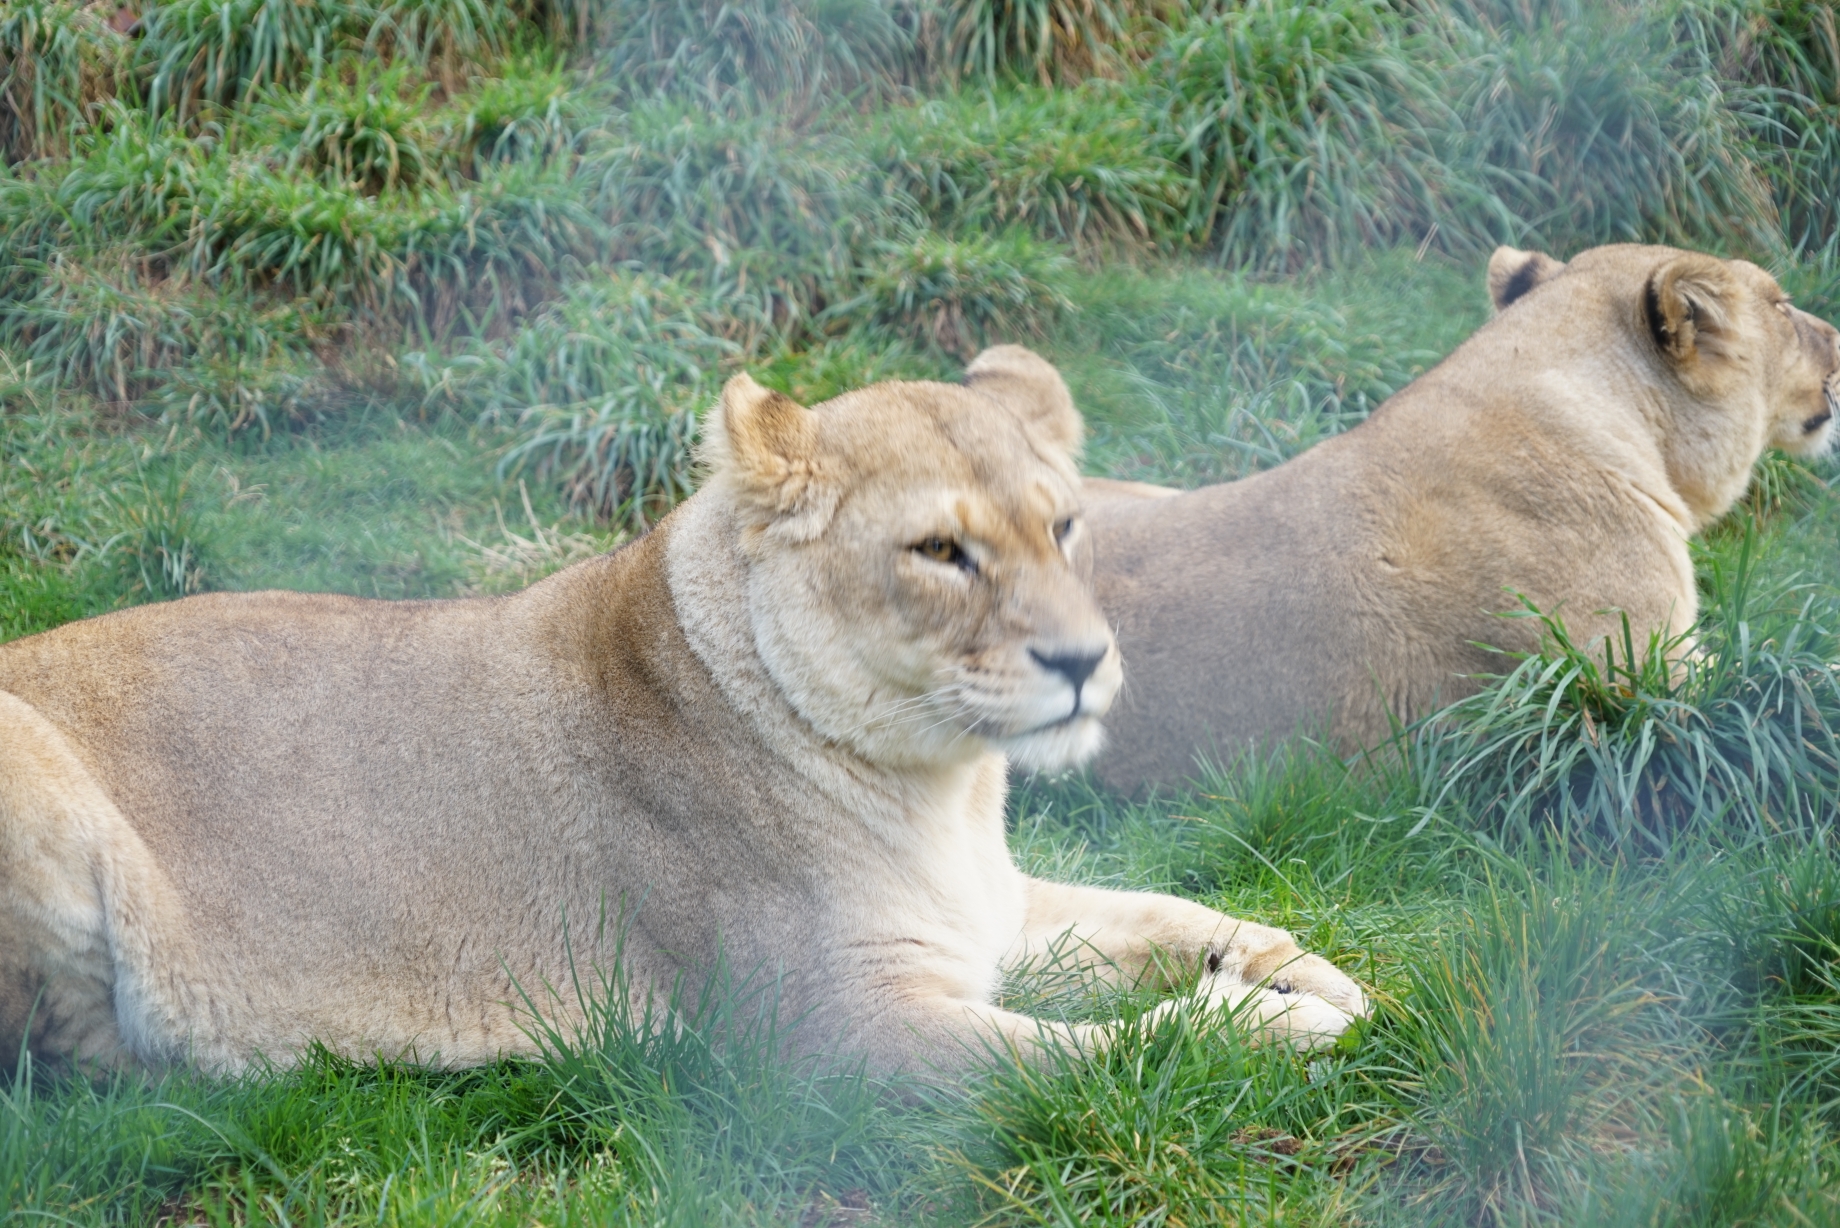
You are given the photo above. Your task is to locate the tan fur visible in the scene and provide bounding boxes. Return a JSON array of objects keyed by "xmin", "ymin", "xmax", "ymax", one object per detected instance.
[
  {"xmin": 0, "ymin": 346, "xmax": 1366, "ymax": 1073},
  {"xmin": 1089, "ymin": 245, "xmax": 1840, "ymax": 796}
]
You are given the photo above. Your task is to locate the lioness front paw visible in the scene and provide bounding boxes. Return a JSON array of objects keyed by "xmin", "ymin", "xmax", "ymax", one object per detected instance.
[
  {"xmin": 1201, "ymin": 978, "xmax": 1356, "ymax": 1051},
  {"xmin": 1262, "ymin": 952, "xmax": 1368, "ymax": 1020}
]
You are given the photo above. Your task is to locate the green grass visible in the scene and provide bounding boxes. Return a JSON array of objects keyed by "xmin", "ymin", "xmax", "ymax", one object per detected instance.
[
  {"xmin": 5, "ymin": 0, "xmax": 1840, "ymax": 1223},
  {"xmin": 5, "ymin": 218, "xmax": 1838, "ymax": 1228}
]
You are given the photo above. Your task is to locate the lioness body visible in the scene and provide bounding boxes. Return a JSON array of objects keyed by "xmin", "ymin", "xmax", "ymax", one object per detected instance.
[
  {"xmin": 1090, "ymin": 245, "xmax": 1840, "ymax": 795},
  {"xmin": 0, "ymin": 349, "xmax": 1365, "ymax": 1071}
]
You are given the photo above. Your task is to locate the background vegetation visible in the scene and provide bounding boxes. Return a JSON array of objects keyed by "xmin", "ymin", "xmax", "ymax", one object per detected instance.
[{"xmin": 3, "ymin": 0, "xmax": 1839, "ymax": 1223}]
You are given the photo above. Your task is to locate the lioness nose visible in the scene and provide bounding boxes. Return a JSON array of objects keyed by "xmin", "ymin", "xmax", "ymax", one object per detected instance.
[{"xmin": 1030, "ymin": 647, "xmax": 1106, "ymax": 694}]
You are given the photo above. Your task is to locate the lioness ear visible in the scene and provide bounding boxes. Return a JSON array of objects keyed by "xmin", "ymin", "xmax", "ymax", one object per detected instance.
[
  {"xmin": 963, "ymin": 345, "xmax": 1083, "ymax": 462},
  {"xmin": 702, "ymin": 373, "xmax": 838, "ymax": 538},
  {"xmin": 1644, "ymin": 253, "xmax": 1736, "ymax": 366},
  {"xmin": 1487, "ymin": 246, "xmax": 1565, "ymax": 312}
]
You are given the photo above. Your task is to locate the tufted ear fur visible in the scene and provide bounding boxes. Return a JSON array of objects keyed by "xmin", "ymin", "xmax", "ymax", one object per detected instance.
[
  {"xmin": 1644, "ymin": 253, "xmax": 1737, "ymax": 368},
  {"xmin": 700, "ymin": 373, "xmax": 839, "ymax": 539},
  {"xmin": 1487, "ymin": 246, "xmax": 1566, "ymax": 312},
  {"xmin": 962, "ymin": 345, "xmax": 1083, "ymax": 462}
]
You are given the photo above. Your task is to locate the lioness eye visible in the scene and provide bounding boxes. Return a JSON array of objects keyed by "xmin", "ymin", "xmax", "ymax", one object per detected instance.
[
  {"xmin": 1053, "ymin": 516, "xmax": 1075, "ymax": 542},
  {"xmin": 915, "ymin": 536, "xmax": 972, "ymax": 572}
]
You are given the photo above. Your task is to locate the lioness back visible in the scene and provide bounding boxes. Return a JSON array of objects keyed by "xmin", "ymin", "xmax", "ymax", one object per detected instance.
[
  {"xmin": 0, "ymin": 533, "xmax": 805, "ymax": 1065},
  {"xmin": 1089, "ymin": 244, "xmax": 1840, "ymax": 795}
]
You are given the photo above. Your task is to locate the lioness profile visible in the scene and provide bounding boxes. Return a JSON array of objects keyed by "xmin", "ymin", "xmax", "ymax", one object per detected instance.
[
  {"xmin": 1088, "ymin": 244, "xmax": 1840, "ymax": 796},
  {"xmin": 0, "ymin": 346, "xmax": 1365, "ymax": 1073}
]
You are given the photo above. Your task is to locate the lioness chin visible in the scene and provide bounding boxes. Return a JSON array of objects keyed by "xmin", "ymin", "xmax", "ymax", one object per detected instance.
[
  {"xmin": 1087, "ymin": 244, "xmax": 1840, "ymax": 796},
  {"xmin": 0, "ymin": 346, "xmax": 1366, "ymax": 1074}
]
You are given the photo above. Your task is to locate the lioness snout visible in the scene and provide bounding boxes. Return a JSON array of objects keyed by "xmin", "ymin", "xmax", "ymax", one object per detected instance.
[{"xmin": 1030, "ymin": 646, "xmax": 1106, "ymax": 691}]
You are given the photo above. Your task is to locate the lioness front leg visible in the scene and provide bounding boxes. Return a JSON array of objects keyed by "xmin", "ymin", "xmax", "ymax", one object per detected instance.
[{"xmin": 1015, "ymin": 878, "xmax": 1367, "ymax": 1046}]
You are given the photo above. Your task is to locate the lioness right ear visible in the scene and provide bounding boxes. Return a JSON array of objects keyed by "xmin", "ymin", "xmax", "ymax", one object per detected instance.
[
  {"xmin": 1487, "ymin": 246, "xmax": 1565, "ymax": 312},
  {"xmin": 1644, "ymin": 253, "xmax": 1736, "ymax": 367},
  {"xmin": 701, "ymin": 373, "xmax": 838, "ymax": 539}
]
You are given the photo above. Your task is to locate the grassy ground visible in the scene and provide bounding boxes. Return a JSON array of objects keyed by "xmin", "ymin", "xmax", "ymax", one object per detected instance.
[
  {"xmin": 4, "ymin": 247, "xmax": 1837, "ymax": 1228},
  {"xmin": 5, "ymin": 0, "xmax": 1840, "ymax": 1223}
]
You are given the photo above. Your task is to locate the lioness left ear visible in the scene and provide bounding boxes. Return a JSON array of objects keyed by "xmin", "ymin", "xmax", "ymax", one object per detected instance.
[
  {"xmin": 1487, "ymin": 246, "xmax": 1566, "ymax": 312},
  {"xmin": 963, "ymin": 345, "xmax": 1083, "ymax": 462},
  {"xmin": 1645, "ymin": 254, "xmax": 1736, "ymax": 366},
  {"xmin": 701, "ymin": 373, "xmax": 838, "ymax": 538}
]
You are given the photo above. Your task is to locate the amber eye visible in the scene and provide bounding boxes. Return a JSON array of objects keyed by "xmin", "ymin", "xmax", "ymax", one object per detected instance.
[
  {"xmin": 914, "ymin": 536, "xmax": 974, "ymax": 573},
  {"xmin": 1053, "ymin": 516, "xmax": 1075, "ymax": 542}
]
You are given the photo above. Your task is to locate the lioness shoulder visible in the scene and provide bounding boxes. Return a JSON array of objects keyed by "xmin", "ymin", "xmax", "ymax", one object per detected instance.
[{"xmin": 1088, "ymin": 244, "xmax": 1840, "ymax": 796}]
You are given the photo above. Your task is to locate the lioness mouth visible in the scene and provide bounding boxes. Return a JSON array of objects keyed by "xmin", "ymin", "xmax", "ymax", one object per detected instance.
[{"xmin": 1020, "ymin": 710, "xmax": 1084, "ymax": 737}]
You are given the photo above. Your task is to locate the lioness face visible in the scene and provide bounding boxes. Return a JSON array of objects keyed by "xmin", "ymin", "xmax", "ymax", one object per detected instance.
[
  {"xmin": 1765, "ymin": 294, "xmax": 1839, "ymax": 458},
  {"xmin": 705, "ymin": 349, "xmax": 1122, "ymax": 773}
]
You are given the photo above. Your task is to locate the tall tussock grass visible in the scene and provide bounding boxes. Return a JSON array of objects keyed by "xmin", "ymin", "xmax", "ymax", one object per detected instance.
[
  {"xmin": 585, "ymin": 103, "xmax": 886, "ymax": 331},
  {"xmin": 598, "ymin": 0, "xmax": 919, "ymax": 110},
  {"xmin": 142, "ymin": 0, "xmax": 525, "ymax": 118},
  {"xmin": 950, "ymin": 1001, "xmax": 1385, "ymax": 1225},
  {"xmin": 6, "ymin": 0, "xmax": 1838, "ymax": 497},
  {"xmin": 0, "ymin": 1, "xmax": 131, "ymax": 162},
  {"xmin": 1154, "ymin": 0, "xmax": 1466, "ymax": 270},
  {"xmin": 423, "ymin": 268, "xmax": 734, "ymax": 523},
  {"xmin": 0, "ymin": 249, "xmax": 319, "ymax": 406},
  {"xmin": 866, "ymin": 84, "xmax": 1193, "ymax": 252},
  {"xmin": 1394, "ymin": 863, "xmax": 1669, "ymax": 1219},
  {"xmin": 1413, "ymin": 534, "xmax": 1840, "ymax": 853}
]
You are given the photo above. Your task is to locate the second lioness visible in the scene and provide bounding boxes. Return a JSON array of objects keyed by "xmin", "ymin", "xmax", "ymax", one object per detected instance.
[{"xmin": 1088, "ymin": 244, "xmax": 1840, "ymax": 796}]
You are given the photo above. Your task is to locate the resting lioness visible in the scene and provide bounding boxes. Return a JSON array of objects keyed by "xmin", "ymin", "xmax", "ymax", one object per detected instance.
[
  {"xmin": 1088, "ymin": 244, "xmax": 1840, "ymax": 796},
  {"xmin": 0, "ymin": 346, "xmax": 1365, "ymax": 1073}
]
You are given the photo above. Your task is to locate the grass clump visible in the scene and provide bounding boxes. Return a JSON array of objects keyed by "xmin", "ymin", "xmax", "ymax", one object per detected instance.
[
  {"xmin": 1707, "ymin": 0, "xmax": 1840, "ymax": 257},
  {"xmin": 262, "ymin": 63, "xmax": 443, "ymax": 194},
  {"xmin": 1055, "ymin": 262, "xmax": 1422, "ymax": 486},
  {"xmin": 1394, "ymin": 862, "xmax": 1671, "ymax": 1219},
  {"xmin": 943, "ymin": 0, "xmax": 1135, "ymax": 85},
  {"xmin": 846, "ymin": 227, "xmax": 1072, "ymax": 359},
  {"xmin": 597, "ymin": 0, "xmax": 917, "ymax": 110},
  {"xmin": 866, "ymin": 84, "xmax": 1193, "ymax": 252},
  {"xmin": 0, "ymin": 250, "xmax": 321, "ymax": 408},
  {"xmin": 952, "ymin": 1005, "xmax": 1381, "ymax": 1225},
  {"xmin": 588, "ymin": 102, "xmax": 887, "ymax": 334},
  {"xmin": 1412, "ymin": 538, "xmax": 1840, "ymax": 854},
  {"xmin": 141, "ymin": 0, "xmax": 521, "ymax": 119},
  {"xmin": 1153, "ymin": 0, "xmax": 1462, "ymax": 271},
  {"xmin": 419, "ymin": 268, "xmax": 734, "ymax": 524},
  {"xmin": 0, "ymin": 0, "xmax": 132, "ymax": 162},
  {"xmin": 1434, "ymin": 0, "xmax": 1778, "ymax": 253},
  {"xmin": 446, "ymin": 54, "xmax": 586, "ymax": 168}
]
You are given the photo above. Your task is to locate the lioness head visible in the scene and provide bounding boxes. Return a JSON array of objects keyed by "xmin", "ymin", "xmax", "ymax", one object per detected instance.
[
  {"xmin": 1488, "ymin": 243, "xmax": 1839, "ymax": 524},
  {"xmin": 698, "ymin": 346, "xmax": 1121, "ymax": 773}
]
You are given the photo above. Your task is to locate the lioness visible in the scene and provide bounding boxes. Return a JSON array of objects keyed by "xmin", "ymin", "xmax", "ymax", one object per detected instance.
[
  {"xmin": 0, "ymin": 346, "xmax": 1365, "ymax": 1073},
  {"xmin": 1088, "ymin": 244, "xmax": 1840, "ymax": 796}
]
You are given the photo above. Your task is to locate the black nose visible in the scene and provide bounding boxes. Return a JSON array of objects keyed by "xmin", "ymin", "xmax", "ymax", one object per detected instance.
[{"xmin": 1030, "ymin": 647, "xmax": 1105, "ymax": 695}]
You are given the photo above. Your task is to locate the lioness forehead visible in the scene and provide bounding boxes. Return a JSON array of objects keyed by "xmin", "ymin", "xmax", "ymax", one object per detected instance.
[
  {"xmin": 812, "ymin": 381, "xmax": 1080, "ymax": 499},
  {"xmin": 1566, "ymin": 244, "xmax": 1782, "ymax": 292}
]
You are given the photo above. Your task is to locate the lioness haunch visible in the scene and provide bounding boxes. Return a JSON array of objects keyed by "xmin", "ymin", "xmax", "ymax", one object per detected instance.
[
  {"xmin": 0, "ymin": 346, "xmax": 1366, "ymax": 1073},
  {"xmin": 1086, "ymin": 244, "xmax": 1840, "ymax": 796}
]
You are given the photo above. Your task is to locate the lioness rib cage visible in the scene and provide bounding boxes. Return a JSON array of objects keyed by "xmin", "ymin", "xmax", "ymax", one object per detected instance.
[
  {"xmin": 1083, "ymin": 243, "xmax": 1840, "ymax": 796},
  {"xmin": 0, "ymin": 344, "xmax": 1367, "ymax": 1073}
]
